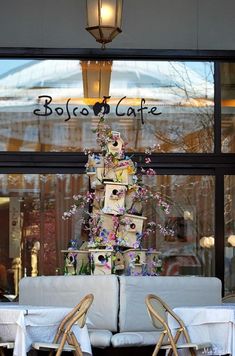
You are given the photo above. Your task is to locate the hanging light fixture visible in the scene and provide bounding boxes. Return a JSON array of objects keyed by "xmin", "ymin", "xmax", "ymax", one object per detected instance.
[
  {"xmin": 86, "ymin": 0, "xmax": 123, "ymax": 48},
  {"xmin": 81, "ymin": 60, "xmax": 112, "ymax": 101}
]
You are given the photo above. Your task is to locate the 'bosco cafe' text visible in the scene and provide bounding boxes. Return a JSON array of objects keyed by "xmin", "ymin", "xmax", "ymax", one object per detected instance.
[{"xmin": 33, "ymin": 95, "xmax": 162, "ymax": 124}]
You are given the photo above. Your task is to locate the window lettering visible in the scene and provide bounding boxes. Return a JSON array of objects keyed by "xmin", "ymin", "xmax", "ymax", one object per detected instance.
[{"xmin": 33, "ymin": 95, "xmax": 161, "ymax": 124}]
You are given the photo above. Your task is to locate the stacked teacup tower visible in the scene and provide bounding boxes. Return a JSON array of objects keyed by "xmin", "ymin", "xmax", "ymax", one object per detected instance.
[{"xmin": 83, "ymin": 122, "xmax": 160, "ymax": 276}]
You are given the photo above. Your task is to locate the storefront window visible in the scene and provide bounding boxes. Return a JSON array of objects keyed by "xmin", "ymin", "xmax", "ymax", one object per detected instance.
[
  {"xmin": 221, "ymin": 63, "xmax": 235, "ymax": 153},
  {"xmin": 0, "ymin": 60, "xmax": 214, "ymax": 153},
  {"xmin": 0, "ymin": 173, "xmax": 88, "ymax": 296},
  {"xmin": 2, "ymin": 57, "xmax": 234, "ymax": 294},
  {"xmin": 224, "ymin": 175, "xmax": 235, "ymax": 294},
  {"xmin": 142, "ymin": 174, "xmax": 215, "ymax": 276},
  {"xmin": 0, "ymin": 172, "xmax": 215, "ymax": 297}
]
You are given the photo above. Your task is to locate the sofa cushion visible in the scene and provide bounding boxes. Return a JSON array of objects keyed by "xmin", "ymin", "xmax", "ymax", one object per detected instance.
[
  {"xmin": 111, "ymin": 331, "xmax": 162, "ymax": 347},
  {"xmin": 119, "ymin": 276, "xmax": 222, "ymax": 332},
  {"xmin": 89, "ymin": 329, "xmax": 113, "ymax": 348},
  {"xmin": 19, "ymin": 275, "xmax": 119, "ymax": 332}
]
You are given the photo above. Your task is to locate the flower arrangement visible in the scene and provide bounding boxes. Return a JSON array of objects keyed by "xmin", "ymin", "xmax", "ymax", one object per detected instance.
[{"xmin": 63, "ymin": 107, "xmax": 173, "ymax": 275}]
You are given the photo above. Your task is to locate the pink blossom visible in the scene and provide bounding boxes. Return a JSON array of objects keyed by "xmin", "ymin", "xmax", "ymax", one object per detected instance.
[
  {"xmin": 112, "ymin": 216, "xmax": 120, "ymax": 229},
  {"xmin": 146, "ymin": 168, "xmax": 156, "ymax": 176},
  {"xmin": 145, "ymin": 157, "xmax": 151, "ymax": 164},
  {"xmin": 108, "ymin": 232, "xmax": 116, "ymax": 241}
]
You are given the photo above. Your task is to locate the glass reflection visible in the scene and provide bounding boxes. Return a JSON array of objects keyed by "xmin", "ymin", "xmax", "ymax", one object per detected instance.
[
  {"xmin": 221, "ymin": 63, "xmax": 235, "ymax": 153},
  {"xmin": 0, "ymin": 60, "xmax": 214, "ymax": 153},
  {"xmin": 0, "ymin": 173, "xmax": 88, "ymax": 298},
  {"xmin": 136, "ymin": 175, "xmax": 215, "ymax": 276},
  {"xmin": 0, "ymin": 172, "xmax": 216, "ymax": 297},
  {"xmin": 224, "ymin": 175, "xmax": 235, "ymax": 294}
]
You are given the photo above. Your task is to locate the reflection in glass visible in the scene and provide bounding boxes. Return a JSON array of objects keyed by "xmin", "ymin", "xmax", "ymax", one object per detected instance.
[
  {"xmin": 0, "ymin": 173, "xmax": 88, "ymax": 297},
  {"xmin": 224, "ymin": 175, "xmax": 235, "ymax": 294},
  {"xmin": 0, "ymin": 60, "xmax": 214, "ymax": 153},
  {"xmin": 221, "ymin": 63, "xmax": 235, "ymax": 153},
  {"xmin": 81, "ymin": 60, "xmax": 112, "ymax": 99},
  {"xmin": 0, "ymin": 172, "xmax": 216, "ymax": 295},
  {"xmin": 141, "ymin": 175, "xmax": 215, "ymax": 277}
]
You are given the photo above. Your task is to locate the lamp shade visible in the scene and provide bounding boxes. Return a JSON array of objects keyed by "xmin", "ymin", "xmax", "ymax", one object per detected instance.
[
  {"xmin": 81, "ymin": 60, "xmax": 112, "ymax": 100},
  {"xmin": 199, "ymin": 236, "xmax": 215, "ymax": 248},
  {"xmin": 86, "ymin": 0, "xmax": 123, "ymax": 47},
  {"xmin": 228, "ymin": 235, "xmax": 235, "ymax": 247},
  {"xmin": 183, "ymin": 210, "xmax": 193, "ymax": 221}
]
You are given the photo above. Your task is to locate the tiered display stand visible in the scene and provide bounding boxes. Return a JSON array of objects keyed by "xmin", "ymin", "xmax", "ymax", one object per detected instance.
[{"xmin": 62, "ymin": 115, "xmax": 162, "ymax": 276}]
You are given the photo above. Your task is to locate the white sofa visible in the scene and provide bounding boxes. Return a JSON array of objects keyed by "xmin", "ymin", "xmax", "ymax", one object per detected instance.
[{"xmin": 19, "ymin": 275, "xmax": 222, "ymax": 349}]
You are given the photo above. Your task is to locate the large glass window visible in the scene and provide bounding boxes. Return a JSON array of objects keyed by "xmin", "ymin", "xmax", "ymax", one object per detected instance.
[
  {"xmin": 0, "ymin": 172, "xmax": 215, "ymax": 298},
  {"xmin": 0, "ymin": 60, "xmax": 214, "ymax": 153},
  {"xmin": 0, "ymin": 173, "xmax": 88, "ymax": 296},
  {"xmin": 1, "ymin": 57, "xmax": 235, "ymax": 295},
  {"xmin": 221, "ymin": 63, "xmax": 235, "ymax": 153},
  {"xmin": 224, "ymin": 175, "xmax": 235, "ymax": 294},
  {"xmin": 141, "ymin": 174, "xmax": 215, "ymax": 276}
]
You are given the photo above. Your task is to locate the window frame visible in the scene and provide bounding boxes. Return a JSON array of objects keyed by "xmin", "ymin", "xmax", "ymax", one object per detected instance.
[{"xmin": 1, "ymin": 47, "xmax": 235, "ymax": 294}]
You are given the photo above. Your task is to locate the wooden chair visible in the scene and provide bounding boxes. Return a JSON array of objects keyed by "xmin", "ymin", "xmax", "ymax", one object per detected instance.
[
  {"xmin": 0, "ymin": 342, "xmax": 14, "ymax": 356},
  {"xmin": 222, "ymin": 293, "xmax": 235, "ymax": 303},
  {"xmin": 145, "ymin": 294, "xmax": 211, "ymax": 356},
  {"xmin": 32, "ymin": 293, "xmax": 94, "ymax": 356}
]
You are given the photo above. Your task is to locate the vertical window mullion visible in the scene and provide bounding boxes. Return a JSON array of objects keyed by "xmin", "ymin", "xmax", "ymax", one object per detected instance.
[
  {"xmin": 215, "ymin": 170, "xmax": 225, "ymax": 294},
  {"xmin": 214, "ymin": 61, "xmax": 222, "ymax": 154}
]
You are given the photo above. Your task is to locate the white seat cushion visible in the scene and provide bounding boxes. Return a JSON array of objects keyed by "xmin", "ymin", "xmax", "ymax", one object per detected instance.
[
  {"xmin": 32, "ymin": 342, "xmax": 76, "ymax": 351},
  {"xmin": 89, "ymin": 329, "xmax": 113, "ymax": 348},
  {"xmin": 0, "ymin": 342, "xmax": 14, "ymax": 349},
  {"xmin": 111, "ymin": 331, "xmax": 162, "ymax": 347}
]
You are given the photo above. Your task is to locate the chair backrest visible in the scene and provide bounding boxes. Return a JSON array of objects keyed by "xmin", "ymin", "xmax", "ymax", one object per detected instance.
[
  {"xmin": 145, "ymin": 293, "xmax": 211, "ymax": 356},
  {"xmin": 145, "ymin": 294, "xmax": 191, "ymax": 339},
  {"xmin": 73, "ymin": 293, "xmax": 94, "ymax": 328},
  {"xmin": 50, "ymin": 293, "xmax": 94, "ymax": 354},
  {"xmin": 145, "ymin": 294, "xmax": 168, "ymax": 330},
  {"xmin": 222, "ymin": 293, "xmax": 235, "ymax": 303},
  {"xmin": 59, "ymin": 293, "xmax": 94, "ymax": 334}
]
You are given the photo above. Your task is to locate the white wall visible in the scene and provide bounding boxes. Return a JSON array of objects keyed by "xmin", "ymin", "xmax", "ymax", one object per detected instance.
[{"xmin": 0, "ymin": 0, "xmax": 234, "ymax": 50}]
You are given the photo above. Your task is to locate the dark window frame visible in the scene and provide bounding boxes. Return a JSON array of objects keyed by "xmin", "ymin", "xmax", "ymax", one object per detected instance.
[{"xmin": 1, "ymin": 48, "xmax": 235, "ymax": 294}]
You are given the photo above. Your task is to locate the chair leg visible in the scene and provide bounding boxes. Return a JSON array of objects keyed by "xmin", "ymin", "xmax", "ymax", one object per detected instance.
[
  {"xmin": 168, "ymin": 328, "xmax": 184, "ymax": 356},
  {"xmin": 172, "ymin": 329, "xmax": 181, "ymax": 345},
  {"xmin": 68, "ymin": 332, "xmax": 82, "ymax": 356},
  {"xmin": 167, "ymin": 332, "xmax": 179, "ymax": 356},
  {"xmin": 189, "ymin": 347, "xmax": 196, "ymax": 356},
  {"xmin": 152, "ymin": 332, "xmax": 165, "ymax": 356},
  {"xmin": 55, "ymin": 333, "xmax": 68, "ymax": 356},
  {"xmin": 180, "ymin": 328, "xmax": 196, "ymax": 356},
  {"xmin": 152, "ymin": 342, "xmax": 161, "ymax": 356}
]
